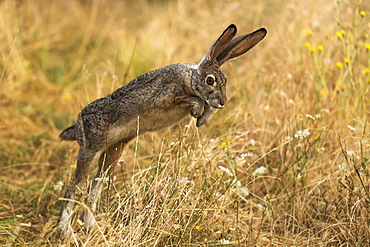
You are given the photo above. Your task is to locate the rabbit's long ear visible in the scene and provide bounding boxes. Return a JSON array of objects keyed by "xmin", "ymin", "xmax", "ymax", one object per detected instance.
[
  {"xmin": 198, "ymin": 24, "xmax": 237, "ymax": 70},
  {"xmin": 215, "ymin": 28, "xmax": 267, "ymax": 66}
]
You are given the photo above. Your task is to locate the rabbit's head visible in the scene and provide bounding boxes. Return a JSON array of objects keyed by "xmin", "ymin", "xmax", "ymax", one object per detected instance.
[
  {"xmin": 191, "ymin": 24, "xmax": 267, "ymax": 109},
  {"xmin": 191, "ymin": 64, "xmax": 227, "ymax": 109}
]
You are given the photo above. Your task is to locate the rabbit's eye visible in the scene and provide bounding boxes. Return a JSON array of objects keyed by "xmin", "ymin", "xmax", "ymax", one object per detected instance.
[{"xmin": 205, "ymin": 75, "xmax": 215, "ymax": 85}]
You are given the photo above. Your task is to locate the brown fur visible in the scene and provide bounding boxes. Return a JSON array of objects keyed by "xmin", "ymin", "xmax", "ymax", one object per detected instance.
[{"xmin": 58, "ymin": 24, "xmax": 267, "ymax": 236}]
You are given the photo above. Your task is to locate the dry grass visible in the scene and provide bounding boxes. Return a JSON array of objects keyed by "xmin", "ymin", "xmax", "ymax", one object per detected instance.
[{"xmin": 1, "ymin": 0, "xmax": 370, "ymax": 246}]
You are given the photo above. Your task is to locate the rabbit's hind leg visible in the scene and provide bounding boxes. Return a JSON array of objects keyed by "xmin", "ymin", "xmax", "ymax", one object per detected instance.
[
  {"xmin": 81, "ymin": 142, "xmax": 125, "ymax": 229},
  {"xmin": 58, "ymin": 148, "xmax": 102, "ymax": 237}
]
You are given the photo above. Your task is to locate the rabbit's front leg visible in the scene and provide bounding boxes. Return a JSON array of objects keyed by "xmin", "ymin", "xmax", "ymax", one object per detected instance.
[{"xmin": 176, "ymin": 96, "xmax": 205, "ymax": 118}]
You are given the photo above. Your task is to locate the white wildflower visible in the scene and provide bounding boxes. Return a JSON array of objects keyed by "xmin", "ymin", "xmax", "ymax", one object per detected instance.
[
  {"xmin": 179, "ymin": 177, "xmax": 190, "ymax": 185},
  {"xmin": 317, "ymin": 147, "xmax": 326, "ymax": 153},
  {"xmin": 250, "ymin": 139, "xmax": 256, "ymax": 146},
  {"xmin": 239, "ymin": 187, "xmax": 250, "ymax": 197},
  {"xmin": 294, "ymin": 129, "xmax": 310, "ymax": 139},
  {"xmin": 77, "ymin": 219, "xmax": 85, "ymax": 226},
  {"xmin": 252, "ymin": 166, "xmax": 266, "ymax": 176},
  {"xmin": 324, "ymin": 58, "xmax": 333, "ymax": 65},
  {"xmin": 287, "ymin": 3, "xmax": 296, "ymax": 9},
  {"xmin": 346, "ymin": 151, "xmax": 355, "ymax": 156},
  {"xmin": 239, "ymin": 152, "xmax": 258, "ymax": 162},
  {"xmin": 361, "ymin": 139, "xmax": 370, "ymax": 145},
  {"xmin": 348, "ymin": 125, "xmax": 356, "ymax": 131},
  {"xmin": 218, "ymin": 165, "xmax": 234, "ymax": 177},
  {"xmin": 321, "ymin": 108, "xmax": 330, "ymax": 113},
  {"xmin": 172, "ymin": 224, "xmax": 182, "ymax": 230},
  {"xmin": 262, "ymin": 104, "xmax": 270, "ymax": 111},
  {"xmin": 240, "ymin": 152, "xmax": 253, "ymax": 159},
  {"xmin": 53, "ymin": 181, "xmax": 64, "ymax": 191},
  {"xmin": 220, "ymin": 239, "xmax": 230, "ymax": 244},
  {"xmin": 209, "ymin": 138, "xmax": 216, "ymax": 143},
  {"xmin": 95, "ymin": 177, "xmax": 109, "ymax": 183},
  {"xmin": 215, "ymin": 192, "xmax": 225, "ymax": 201},
  {"xmin": 346, "ymin": 150, "xmax": 360, "ymax": 159},
  {"xmin": 280, "ymin": 91, "xmax": 288, "ymax": 98},
  {"xmin": 235, "ymin": 180, "xmax": 242, "ymax": 187},
  {"xmin": 306, "ymin": 114, "xmax": 315, "ymax": 120},
  {"xmin": 170, "ymin": 141, "xmax": 178, "ymax": 146},
  {"xmin": 338, "ymin": 163, "xmax": 348, "ymax": 171}
]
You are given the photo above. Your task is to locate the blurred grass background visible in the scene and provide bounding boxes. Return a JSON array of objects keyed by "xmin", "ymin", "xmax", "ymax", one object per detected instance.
[{"xmin": 1, "ymin": 0, "xmax": 370, "ymax": 246}]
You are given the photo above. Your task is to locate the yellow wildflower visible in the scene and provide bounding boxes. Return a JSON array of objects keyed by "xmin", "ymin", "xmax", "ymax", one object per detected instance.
[
  {"xmin": 305, "ymin": 30, "xmax": 312, "ymax": 37},
  {"xmin": 363, "ymin": 68, "xmax": 370, "ymax": 74},
  {"xmin": 64, "ymin": 92, "xmax": 72, "ymax": 101},
  {"xmin": 336, "ymin": 62, "xmax": 343, "ymax": 68},
  {"xmin": 304, "ymin": 42, "xmax": 311, "ymax": 48},
  {"xmin": 360, "ymin": 11, "xmax": 366, "ymax": 16},
  {"xmin": 317, "ymin": 45, "xmax": 324, "ymax": 51},
  {"xmin": 320, "ymin": 90, "xmax": 328, "ymax": 97},
  {"xmin": 221, "ymin": 142, "xmax": 227, "ymax": 148},
  {"xmin": 365, "ymin": 44, "xmax": 370, "ymax": 50},
  {"xmin": 71, "ymin": 164, "xmax": 77, "ymax": 169},
  {"xmin": 344, "ymin": 58, "xmax": 350, "ymax": 63},
  {"xmin": 225, "ymin": 138, "xmax": 231, "ymax": 143},
  {"xmin": 336, "ymin": 84, "xmax": 346, "ymax": 92},
  {"xmin": 310, "ymin": 47, "xmax": 317, "ymax": 53},
  {"xmin": 336, "ymin": 30, "xmax": 346, "ymax": 38},
  {"xmin": 195, "ymin": 225, "xmax": 201, "ymax": 230}
]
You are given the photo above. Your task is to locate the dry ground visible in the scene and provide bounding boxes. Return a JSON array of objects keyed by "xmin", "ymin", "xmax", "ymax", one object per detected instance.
[{"xmin": 1, "ymin": 0, "xmax": 370, "ymax": 246}]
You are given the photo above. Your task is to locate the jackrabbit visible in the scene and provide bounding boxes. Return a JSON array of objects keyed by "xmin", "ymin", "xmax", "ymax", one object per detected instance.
[{"xmin": 58, "ymin": 24, "xmax": 267, "ymax": 236}]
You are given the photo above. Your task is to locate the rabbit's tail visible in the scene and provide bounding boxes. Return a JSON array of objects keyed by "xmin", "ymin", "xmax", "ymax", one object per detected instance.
[{"xmin": 60, "ymin": 124, "xmax": 77, "ymax": 141}]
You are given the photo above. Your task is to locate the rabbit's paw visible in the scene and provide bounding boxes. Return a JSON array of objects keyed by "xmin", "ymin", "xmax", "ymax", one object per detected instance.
[
  {"xmin": 190, "ymin": 103, "xmax": 204, "ymax": 118},
  {"xmin": 196, "ymin": 103, "xmax": 214, "ymax": 127},
  {"xmin": 176, "ymin": 96, "xmax": 205, "ymax": 118}
]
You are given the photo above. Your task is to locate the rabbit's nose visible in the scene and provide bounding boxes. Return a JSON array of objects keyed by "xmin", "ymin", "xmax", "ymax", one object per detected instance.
[
  {"xmin": 215, "ymin": 103, "xmax": 225, "ymax": 109},
  {"xmin": 219, "ymin": 98, "xmax": 226, "ymax": 108}
]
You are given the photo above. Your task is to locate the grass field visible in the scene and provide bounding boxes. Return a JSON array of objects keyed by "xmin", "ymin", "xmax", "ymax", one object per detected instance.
[{"xmin": 1, "ymin": 0, "xmax": 370, "ymax": 246}]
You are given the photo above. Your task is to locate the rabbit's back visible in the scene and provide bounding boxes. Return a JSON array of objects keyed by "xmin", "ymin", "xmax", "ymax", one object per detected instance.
[
  {"xmin": 83, "ymin": 63, "xmax": 195, "ymax": 115},
  {"xmin": 74, "ymin": 63, "xmax": 196, "ymax": 146}
]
